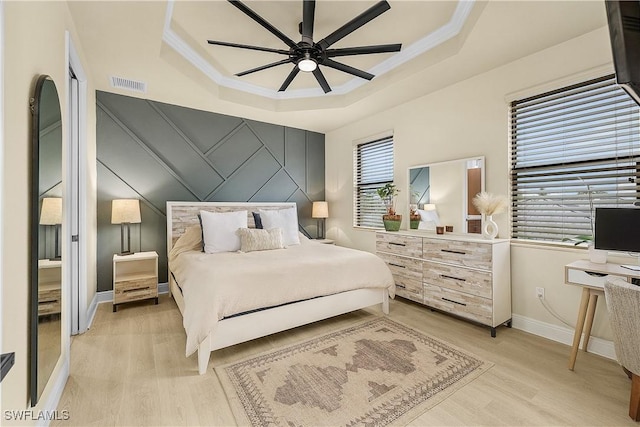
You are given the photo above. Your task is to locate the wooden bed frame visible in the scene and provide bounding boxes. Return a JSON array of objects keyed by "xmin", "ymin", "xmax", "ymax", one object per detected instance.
[{"xmin": 166, "ymin": 201, "xmax": 389, "ymax": 374}]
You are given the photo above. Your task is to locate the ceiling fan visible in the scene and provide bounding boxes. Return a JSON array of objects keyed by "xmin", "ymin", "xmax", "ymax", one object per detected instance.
[{"xmin": 207, "ymin": 0, "xmax": 402, "ymax": 93}]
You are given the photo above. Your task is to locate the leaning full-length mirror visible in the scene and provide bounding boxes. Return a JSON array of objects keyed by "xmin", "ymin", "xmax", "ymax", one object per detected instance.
[
  {"xmin": 409, "ymin": 157, "xmax": 484, "ymax": 234},
  {"xmin": 30, "ymin": 75, "xmax": 63, "ymax": 406}
]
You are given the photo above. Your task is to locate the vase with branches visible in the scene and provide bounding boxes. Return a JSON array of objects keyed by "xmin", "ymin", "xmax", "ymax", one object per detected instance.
[
  {"xmin": 568, "ymin": 178, "xmax": 606, "ymax": 263},
  {"xmin": 472, "ymin": 192, "xmax": 508, "ymax": 239}
]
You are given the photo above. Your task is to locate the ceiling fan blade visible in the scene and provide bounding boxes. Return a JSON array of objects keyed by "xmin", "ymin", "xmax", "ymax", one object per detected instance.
[
  {"xmin": 301, "ymin": 0, "xmax": 315, "ymax": 45},
  {"xmin": 278, "ymin": 67, "xmax": 300, "ymax": 92},
  {"xmin": 322, "ymin": 59, "xmax": 374, "ymax": 80},
  {"xmin": 318, "ymin": 1, "xmax": 390, "ymax": 50},
  {"xmin": 207, "ymin": 40, "xmax": 290, "ymax": 55},
  {"xmin": 228, "ymin": 0, "xmax": 297, "ymax": 49},
  {"xmin": 312, "ymin": 68, "xmax": 332, "ymax": 93},
  {"xmin": 326, "ymin": 43, "xmax": 401, "ymax": 57},
  {"xmin": 236, "ymin": 58, "xmax": 292, "ymax": 77}
]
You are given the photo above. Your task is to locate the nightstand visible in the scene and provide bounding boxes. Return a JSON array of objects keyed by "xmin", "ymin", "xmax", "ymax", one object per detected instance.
[
  {"xmin": 315, "ymin": 239, "xmax": 335, "ymax": 245},
  {"xmin": 38, "ymin": 259, "xmax": 61, "ymax": 316},
  {"xmin": 113, "ymin": 251, "xmax": 158, "ymax": 312}
]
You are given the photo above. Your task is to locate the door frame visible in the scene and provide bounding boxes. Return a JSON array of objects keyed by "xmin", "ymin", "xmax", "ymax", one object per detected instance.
[{"xmin": 66, "ymin": 32, "xmax": 88, "ymax": 335}]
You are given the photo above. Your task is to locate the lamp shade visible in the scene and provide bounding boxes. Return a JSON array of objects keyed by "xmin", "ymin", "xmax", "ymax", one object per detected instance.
[
  {"xmin": 312, "ymin": 201, "xmax": 329, "ymax": 219},
  {"xmin": 423, "ymin": 203, "xmax": 437, "ymax": 211},
  {"xmin": 40, "ymin": 197, "xmax": 62, "ymax": 225},
  {"xmin": 111, "ymin": 199, "xmax": 141, "ymax": 224}
]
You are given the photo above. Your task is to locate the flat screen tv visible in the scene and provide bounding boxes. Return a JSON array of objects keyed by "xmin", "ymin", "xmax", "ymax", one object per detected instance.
[
  {"xmin": 605, "ymin": 0, "xmax": 640, "ymax": 107},
  {"xmin": 594, "ymin": 207, "xmax": 640, "ymax": 269}
]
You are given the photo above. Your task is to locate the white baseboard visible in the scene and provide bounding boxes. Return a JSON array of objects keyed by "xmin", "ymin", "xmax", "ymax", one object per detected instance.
[
  {"xmin": 85, "ymin": 293, "xmax": 99, "ymax": 330},
  {"xmin": 36, "ymin": 358, "xmax": 69, "ymax": 427},
  {"xmin": 511, "ymin": 314, "xmax": 616, "ymax": 360}
]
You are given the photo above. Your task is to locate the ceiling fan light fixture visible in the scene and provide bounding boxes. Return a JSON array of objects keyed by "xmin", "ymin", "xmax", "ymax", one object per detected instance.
[
  {"xmin": 298, "ymin": 57, "xmax": 317, "ymax": 72},
  {"xmin": 210, "ymin": 0, "xmax": 400, "ymax": 93}
]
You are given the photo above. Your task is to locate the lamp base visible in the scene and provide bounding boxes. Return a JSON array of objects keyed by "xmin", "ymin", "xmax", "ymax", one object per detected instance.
[
  {"xmin": 316, "ymin": 218, "xmax": 326, "ymax": 240},
  {"xmin": 119, "ymin": 223, "xmax": 136, "ymax": 256}
]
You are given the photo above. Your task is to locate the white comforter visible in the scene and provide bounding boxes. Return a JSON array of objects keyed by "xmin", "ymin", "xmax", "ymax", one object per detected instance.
[{"xmin": 170, "ymin": 236, "xmax": 395, "ymax": 356}]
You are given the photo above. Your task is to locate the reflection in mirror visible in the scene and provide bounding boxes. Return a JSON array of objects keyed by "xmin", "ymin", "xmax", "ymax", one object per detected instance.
[
  {"xmin": 409, "ymin": 157, "xmax": 484, "ymax": 234},
  {"xmin": 30, "ymin": 75, "xmax": 62, "ymax": 406}
]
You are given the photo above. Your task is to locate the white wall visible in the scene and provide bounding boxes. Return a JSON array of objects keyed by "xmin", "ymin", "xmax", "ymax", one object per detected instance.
[
  {"xmin": 325, "ymin": 27, "xmax": 618, "ymax": 343},
  {"xmin": 1, "ymin": 0, "xmax": 95, "ymax": 414}
]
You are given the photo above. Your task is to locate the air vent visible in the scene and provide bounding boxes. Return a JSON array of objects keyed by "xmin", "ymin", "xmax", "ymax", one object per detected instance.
[{"xmin": 110, "ymin": 76, "xmax": 147, "ymax": 93}]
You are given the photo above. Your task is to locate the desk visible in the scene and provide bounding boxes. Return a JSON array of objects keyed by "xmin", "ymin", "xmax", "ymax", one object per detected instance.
[{"xmin": 565, "ymin": 260, "xmax": 640, "ymax": 370}]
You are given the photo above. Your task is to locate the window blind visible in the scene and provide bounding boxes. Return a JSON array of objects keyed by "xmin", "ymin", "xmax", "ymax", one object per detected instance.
[
  {"xmin": 511, "ymin": 75, "xmax": 640, "ymax": 242},
  {"xmin": 354, "ymin": 137, "xmax": 394, "ymax": 228}
]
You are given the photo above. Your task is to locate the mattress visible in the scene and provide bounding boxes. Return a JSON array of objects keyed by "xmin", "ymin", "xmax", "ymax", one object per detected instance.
[{"xmin": 169, "ymin": 238, "xmax": 395, "ymax": 356}]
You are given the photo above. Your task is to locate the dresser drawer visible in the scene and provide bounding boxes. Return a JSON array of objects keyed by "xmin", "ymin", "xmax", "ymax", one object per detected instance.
[
  {"xmin": 423, "ymin": 261, "xmax": 492, "ymax": 299},
  {"xmin": 376, "ymin": 233, "xmax": 422, "ymax": 258},
  {"xmin": 395, "ymin": 276, "xmax": 423, "ymax": 303},
  {"xmin": 565, "ymin": 268, "xmax": 627, "ymax": 289},
  {"xmin": 38, "ymin": 299, "xmax": 61, "ymax": 316},
  {"xmin": 423, "ymin": 238, "xmax": 492, "ymax": 270},
  {"xmin": 423, "ymin": 283, "xmax": 492, "ymax": 326},
  {"xmin": 114, "ymin": 277, "xmax": 157, "ymax": 304},
  {"xmin": 378, "ymin": 253, "xmax": 422, "ymax": 281}
]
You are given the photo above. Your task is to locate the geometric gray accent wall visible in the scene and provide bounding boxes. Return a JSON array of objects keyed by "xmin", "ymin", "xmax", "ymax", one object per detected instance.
[{"xmin": 96, "ymin": 91, "xmax": 325, "ymax": 292}]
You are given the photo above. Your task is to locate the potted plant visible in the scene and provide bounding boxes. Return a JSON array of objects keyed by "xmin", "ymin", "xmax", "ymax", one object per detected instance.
[{"xmin": 376, "ymin": 183, "xmax": 402, "ymax": 231}]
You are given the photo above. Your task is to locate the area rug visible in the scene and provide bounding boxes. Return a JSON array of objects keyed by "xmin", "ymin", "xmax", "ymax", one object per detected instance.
[{"xmin": 215, "ymin": 317, "xmax": 493, "ymax": 426}]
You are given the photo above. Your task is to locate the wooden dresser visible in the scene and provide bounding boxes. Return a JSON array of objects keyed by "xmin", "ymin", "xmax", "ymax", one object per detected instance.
[{"xmin": 376, "ymin": 231, "xmax": 511, "ymax": 336}]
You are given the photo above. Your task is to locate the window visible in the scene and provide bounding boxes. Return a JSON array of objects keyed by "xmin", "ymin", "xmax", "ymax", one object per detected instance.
[
  {"xmin": 354, "ymin": 137, "xmax": 394, "ymax": 228},
  {"xmin": 511, "ymin": 75, "xmax": 640, "ymax": 243}
]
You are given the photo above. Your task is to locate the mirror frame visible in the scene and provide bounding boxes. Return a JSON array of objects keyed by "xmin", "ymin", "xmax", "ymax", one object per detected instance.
[
  {"xmin": 408, "ymin": 156, "xmax": 485, "ymax": 234},
  {"xmin": 30, "ymin": 75, "xmax": 63, "ymax": 406}
]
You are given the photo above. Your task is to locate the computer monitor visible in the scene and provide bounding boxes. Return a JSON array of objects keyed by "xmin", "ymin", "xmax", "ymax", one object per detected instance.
[{"xmin": 594, "ymin": 207, "xmax": 640, "ymax": 270}]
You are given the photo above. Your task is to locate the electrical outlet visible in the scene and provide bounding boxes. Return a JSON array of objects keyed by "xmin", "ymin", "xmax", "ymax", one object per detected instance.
[{"xmin": 536, "ymin": 287, "xmax": 545, "ymax": 299}]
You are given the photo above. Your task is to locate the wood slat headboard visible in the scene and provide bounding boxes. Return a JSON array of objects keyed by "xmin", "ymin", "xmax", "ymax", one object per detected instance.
[{"xmin": 166, "ymin": 202, "xmax": 297, "ymax": 253}]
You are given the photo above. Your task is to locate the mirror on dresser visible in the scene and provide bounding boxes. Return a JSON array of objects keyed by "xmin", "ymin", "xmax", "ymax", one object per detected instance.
[
  {"xmin": 30, "ymin": 75, "xmax": 63, "ymax": 406},
  {"xmin": 408, "ymin": 156, "xmax": 484, "ymax": 234}
]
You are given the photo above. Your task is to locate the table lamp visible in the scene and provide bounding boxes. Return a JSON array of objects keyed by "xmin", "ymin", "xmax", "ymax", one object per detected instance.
[
  {"xmin": 111, "ymin": 199, "xmax": 141, "ymax": 255},
  {"xmin": 40, "ymin": 197, "xmax": 62, "ymax": 260},
  {"xmin": 312, "ymin": 201, "xmax": 329, "ymax": 239}
]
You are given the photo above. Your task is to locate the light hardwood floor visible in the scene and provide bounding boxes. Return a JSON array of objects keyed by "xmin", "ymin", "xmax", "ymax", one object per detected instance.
[{"xmin": 54, "ymin": 295, "xmax": 636, "ymax": 426}]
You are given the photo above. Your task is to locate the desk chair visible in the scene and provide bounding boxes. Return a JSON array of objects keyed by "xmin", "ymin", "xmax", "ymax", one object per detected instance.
[{"xmin": 604, "ymin": 277, "xmax": 640, "ymax": 421}]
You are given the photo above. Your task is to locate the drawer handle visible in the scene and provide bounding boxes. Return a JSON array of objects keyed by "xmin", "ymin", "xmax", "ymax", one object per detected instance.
[
  {"xmin": 388, "ymin": 262, "xmax": 406, "ymax": 268},
  {"xmin": 440, "ymin": 274, "xmax": 466, "ymax": 282},
  {"xmin": 441, "ymin": 249, "xmax": 466, "ymax": 255},
  {"xmin": 442, "ymin": 297, "xmax": 467, "ymax": 306},
  {"xmin": 396, "ymin": 284, "xmax": 406, "ymax": 289},
  {"xmin": 38, "ymin": 299, "xmax": 57, "ymax": 304},
  {"xmin": 389, "ymin": 242, "xmax": 406, "ymax": 247},
  {"xmin": 123, "ymin": 287, "xmax": 150, "ymax": 293},
  {"xmin": 585, "ymin": 271, "xmax": 608, "ymax": 277}
]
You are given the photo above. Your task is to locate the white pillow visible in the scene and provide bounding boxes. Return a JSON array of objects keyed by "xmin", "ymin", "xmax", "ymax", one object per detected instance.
[
  {"xmin": 258, "ymin": 207, "xmax": 300, "ymax": 246},
  {"xmin": 237, "ymin": 228, "xmax": 285, "ymax": 252},
  {"xmin": 417, "ymin": 209, "xmax": 441, "ymax": 231},
  {"xmin": 199, "ymin": 210, "xmax": 247, "ymax": 253}
]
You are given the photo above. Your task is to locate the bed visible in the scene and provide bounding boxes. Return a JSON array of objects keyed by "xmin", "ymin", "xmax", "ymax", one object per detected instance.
[{"xmin": 166, "ymin": 202, "xmax": 395, "ymax": 374}]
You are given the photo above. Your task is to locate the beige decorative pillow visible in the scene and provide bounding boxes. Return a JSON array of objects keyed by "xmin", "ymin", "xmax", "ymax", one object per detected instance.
[{"xmin": 237, "ymin": 227, "xmax": 285, "ymax": 252}]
